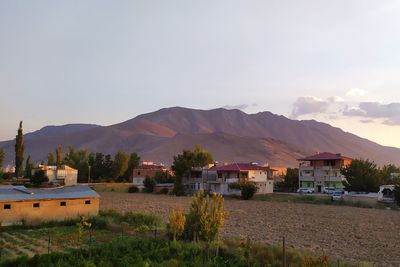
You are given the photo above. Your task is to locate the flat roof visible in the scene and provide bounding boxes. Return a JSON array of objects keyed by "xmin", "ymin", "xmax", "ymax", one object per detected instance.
[
  {"xmin": 210, "ymin": 163, "xmax": 271, "ymax": 172},
  {"xmin": 297, "ymin": 152, "xmax": 352, "ymax": 161},
  {"xmin": 0, "ymin": 185, "xmax": 99, "ymax": 202}
]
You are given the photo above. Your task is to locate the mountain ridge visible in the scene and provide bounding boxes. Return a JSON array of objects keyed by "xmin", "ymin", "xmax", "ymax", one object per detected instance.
[{"xmin": 0, "ymin": 107, "xmax": 399, "ymax": 167}]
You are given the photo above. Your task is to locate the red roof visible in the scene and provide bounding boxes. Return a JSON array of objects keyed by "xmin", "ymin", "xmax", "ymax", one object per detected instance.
[
  {"xmin": 298, "ymin": 152, "xmax": 352, "ymax": 161},
  {"xmin": 210, "ymin": 163, "xmax": 271, "ymax": 172},
  {"xmin": 135, "ymin": 164, "xmax": 166, "ymax": 170}
]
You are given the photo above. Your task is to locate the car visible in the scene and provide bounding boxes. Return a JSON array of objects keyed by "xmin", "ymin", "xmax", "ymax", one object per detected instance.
[
  {"xmin": 331, "ymin": 191, "xmax": 343, "ymax": 201},
  {"xmin": 323, "ymin": 187, "xmax": 336, "ymax": 194},
  {"xmin": 297, "ymin": 188, "xmax": 315, "ymax": 194}
]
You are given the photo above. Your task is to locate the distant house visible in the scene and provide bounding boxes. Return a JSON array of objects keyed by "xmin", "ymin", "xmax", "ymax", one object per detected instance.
[
  {"xmin": 0, "ymin": 185, "xmax": 99, "ymax": 226},
  {"xmin": 183, "ymin": 163, "xmax": 274, "ymax": 195},
  {"xmin": 131, "ymin": 161, "xmax": 169, "ymax": 188},
  {"xmin": 297, "ymin": 152, "xmax": 352, "ymax": 193},
  {"xmin": 33, "ymin": 165, "xmax": 78, "ymax": 186},
  {"xmin": 208, "ymin": 163, "xmax": 275, "ymax": 195}
]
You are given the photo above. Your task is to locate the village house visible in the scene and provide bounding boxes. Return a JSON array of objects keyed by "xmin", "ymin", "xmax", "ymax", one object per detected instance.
[
  {"xmin": 297, "ymin": 152, "xmax": 352, "ymax": 193},
  {"xmin": 131, "ymin": 161, "xmax": 169, "ymax": 189},
  {"xmin": 208, "ymin": 163, "xmax": 275, "ymax": 195},
  {"xmin": 184, "ymin": 163, "xmax": 275, "ymax": 195},
  {"xmin": 34, "ymin": 165, "xmax": 78, "ymax": 186},
  {"xmin": 0, "ymin": 185, "xmax": 99, "ymax": 226}
]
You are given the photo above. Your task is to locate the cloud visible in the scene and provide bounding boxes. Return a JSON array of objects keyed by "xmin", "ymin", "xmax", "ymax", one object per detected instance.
[
  {"xmin": 343, "ymin": 102, "xmax": 400, "ymax": 125},
  {"xmin": 343, "ymin": 106, "xmax": 366, "ymax": 116},
  {"xmin": 360, "ymin": 119, "xmax": 374, "ymax": 124},
  {"xmin": 290, "ymin": 96, "xmax": 329, "ymax": 118},
  {"xmin": 222, "ymin": 103, "xmax": 257, "ymax": 110},
  {"xmin": 327, "ymin": 96, "xmax": 344, "ymax": 103},
  {"xmin": 346, "ymin": 88, "xmax": 367, "ymax": 97}
]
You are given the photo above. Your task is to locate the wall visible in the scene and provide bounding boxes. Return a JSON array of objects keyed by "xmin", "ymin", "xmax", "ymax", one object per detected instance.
[{"xmin": 0, "ymin": 198, "xmax": 99, "ymax": 226}]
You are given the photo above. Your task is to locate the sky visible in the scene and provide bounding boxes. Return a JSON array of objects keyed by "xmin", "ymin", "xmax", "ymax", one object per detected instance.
[{"xmin": 1, "ymin": 0, "xmax": 400, "ymax": 147}]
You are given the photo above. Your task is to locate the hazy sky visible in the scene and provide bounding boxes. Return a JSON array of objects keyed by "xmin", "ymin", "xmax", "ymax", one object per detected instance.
[{"xmin": 1, "ymin": 1, "xmax": 400, "ymax": 147}]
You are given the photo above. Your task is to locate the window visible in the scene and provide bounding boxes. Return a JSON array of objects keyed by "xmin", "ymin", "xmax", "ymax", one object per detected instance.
[
  {"xmin": 137, "ymin": 171, "xmax": 141, "ymax": 175},
  {"xmin": 4, "ymin": 204, "xmax": 11, "ymax": 209},
  {"xmin": 60, "ymin": 201, "xmax": 66, "ymax": 206},
  {"xmin": 33, "ymin": 203, "xmax": 40, "ymax": 208},
  {"xmin": 85, "ymin": 200, "xmax": 91, "ymax": 205}
]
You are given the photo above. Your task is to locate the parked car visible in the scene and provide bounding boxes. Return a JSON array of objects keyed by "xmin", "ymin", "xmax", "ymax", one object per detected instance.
[
  {"xmin": 297, "ymin": 188, "xmax": 315, "ymax": 194},
  {"xmin": 331, "ymin": 191, "xmax": 343, "ymax": 201},
  {"xmin": 323, "ymin": 187, "xmax": 336, "ymax": 194}
]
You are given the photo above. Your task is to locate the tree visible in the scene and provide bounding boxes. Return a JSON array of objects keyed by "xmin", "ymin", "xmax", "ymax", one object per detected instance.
[
  {"xmin": 0, "ymin": 149, "xmax": 4, "ymax": 178},
  {"xmin": 24, "ymin": 155, "xmax": 34, "ymax": 178},
  {"xmin": 31, "ymin": 170, "xmax": 49, "ymax": 186},
  {"xmin": 56, "ymin": 145, "xmax": 63, "ymax": 167},
  {"xmin": 15, "ymin": 121, "xmax": 24, "ymax": 177},
  {"xmin": 168, "ymin": 209, "xmax": 186, "ymax": 241},
  {"xmin": 341, "ymin": 159, "xmax": 381, "ymax": 192},
  {"xmin": 154, "ymin": 170, "xmax": 174, "ymax": 184},
  {"xmin": 143, "ymin": 176, "xmax": 156, "ymax": 192},
  {"xmin": 103, "ymin": 154, "xmax": 113, "ymax": 179},
  {"xmin": 278, "ymin": 168, "xmax": 299, "ymax": 192},
  {"xmin": 172, "ymin": 146, "xmax": 213, "ymax": 196},
  {"xmin": 395, "ymin": 185, "xmax": 400, "ymax": 206},
  {"xmin": 380, "ymin": 164, "xmax": 400, "ymax": 185},
  {"xmin": 47, "ymin": 152, "xmax": 55, "ymax": 166},
  {"xmin": 112, "ymin": 151, "xmax": 129, "ymax": 181},
  {"xmin": 124, "ymin": 152, "xmax": 141, "ymax": 180},
  {"xmin": 185, "ymin": 189, "xmax": 226, "ymax": 243},
  {"xmin": 63, "ymin": 147, "xmax": 90, "ymax": 182}
]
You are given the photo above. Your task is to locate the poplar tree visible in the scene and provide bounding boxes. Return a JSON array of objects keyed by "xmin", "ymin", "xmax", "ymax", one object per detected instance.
[
  {"xmin": 47, "ymin": 152, "xmax": 55, "ymax": 166},
  {"xmin": 0, "ymin": 149, "xmax": 5, "ymax": 177},
  {"xmin": 56, "ymin": 145, "xmax": 62, "ymax": 167},
  {"xmin": 15, "ymin": 121, "xmax": 24, "ymax": 177},
  {"xmin": 25, "ymin": 155, "xmax": 34, "ymax": 178}
]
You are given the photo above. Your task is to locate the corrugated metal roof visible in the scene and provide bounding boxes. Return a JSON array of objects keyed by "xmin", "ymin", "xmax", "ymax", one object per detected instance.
[{"xmin": 0, "ymin": 185, "xmax": 99, "ymax": 202}]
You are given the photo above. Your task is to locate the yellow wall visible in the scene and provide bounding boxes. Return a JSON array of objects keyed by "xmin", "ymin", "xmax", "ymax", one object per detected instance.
[{"xmin": 0, "ymin": 198, "xmax": 99, "ymax": 226}]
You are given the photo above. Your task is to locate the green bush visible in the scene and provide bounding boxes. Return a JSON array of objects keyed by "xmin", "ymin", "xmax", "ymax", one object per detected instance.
[
  {"xmin": 395, "ymin": 185, "xmax": 400, "ymax": 206},
  {"xmin": 128, "ymin": 185, "xmax": 139, "ymax": 193},
  {"xmin": 1, "ymin": 236, "xmax": 349, "ymax": 267},
  {"xmin": 143, "ymin": 176, "xmax": 155, "ymax": 193},
  {"xmin": 230, "ymin": 182, "xmax": 258, "ymax": 200},
  {"xmin": 159, "ymin": 188, "xmax": 169, "ymax": 194}
]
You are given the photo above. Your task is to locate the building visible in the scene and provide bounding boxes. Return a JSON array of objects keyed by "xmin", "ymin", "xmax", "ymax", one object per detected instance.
[
  {"xmin": 205, "ymin": 163, "xmax": 275, "ymax": 195},
  {"xmin": 34, "ymin": 165, "xmax": 78, "ymax": 186},
  {"xmin": 0, "ymin": 185, "xmax": 100, "ymax": 226},
  {"xmin": 131, "ymin": 161, "xmax": 169, "ymax": 189},
  {"xmin": 297, "ymin": 152, "xmax": 352, "ymax": 193},
  {"xmin": 184, "ymin": 165, "xmax": 216, "ymax": 195}
]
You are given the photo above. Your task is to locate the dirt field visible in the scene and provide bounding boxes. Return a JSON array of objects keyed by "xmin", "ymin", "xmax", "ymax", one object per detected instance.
[{"xmin": 99, "ymin": 192, "xmax": 400, "ymax": 266}]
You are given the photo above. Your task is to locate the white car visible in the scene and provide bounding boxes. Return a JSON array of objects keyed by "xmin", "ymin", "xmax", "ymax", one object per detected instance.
[
  {"xmin": 323, "ymin": 187, "xmax": 336, "ymax": 194},
  {"xmin": 297, "ymin": 188, "xmax": 315, "ymax": 194},
  {"xmin": 331, "ymin": 191, "xmax": 343, "ymax": 201}
]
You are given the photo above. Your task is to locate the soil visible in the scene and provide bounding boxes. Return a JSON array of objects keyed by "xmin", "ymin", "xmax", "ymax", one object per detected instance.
[{"xmin": 100, "ymin": 192, "xmax": 400, "ymax": 266}]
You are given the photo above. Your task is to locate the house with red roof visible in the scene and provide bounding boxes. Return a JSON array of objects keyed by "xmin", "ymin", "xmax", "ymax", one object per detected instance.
[
  {"xmin": 131, "ymin": 161, "xmax": 169, "ymax": 189},
  {"xmin": 206, "ymin": 163, "xmax": 275, "ymax": 195},
  {"xmin": 297, "ymin": 152, "xmax": 352, "ymax": 193}
]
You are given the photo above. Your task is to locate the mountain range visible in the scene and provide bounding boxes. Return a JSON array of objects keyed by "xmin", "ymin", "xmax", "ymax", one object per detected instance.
[{"xmin": 1, "ymin": 107, "xmax": 399, "ymax": 167}]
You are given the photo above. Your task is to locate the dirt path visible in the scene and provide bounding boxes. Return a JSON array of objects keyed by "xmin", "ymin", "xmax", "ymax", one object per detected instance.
[{"xmin": 100, "ymin": 192, "xmax": 400, "ymax": 266}]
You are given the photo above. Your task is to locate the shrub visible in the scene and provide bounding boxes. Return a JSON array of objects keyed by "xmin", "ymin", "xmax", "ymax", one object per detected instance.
[
  {"xmin": 168, "ymin": 209, "xmax": 186, "ymax": 241},
  {"xmin": 30, "ymin": 170, "xmax": 49, "ymax": 187},
  {"xmin": 128, "ymin": 185, "xmax": 139, "ymax": 193},
  {"xmin": 159, "ymin": 188, "xmax": 169, "ymax": 194},
  {"xmin": 143, "ymin": 176, "xmax": 155, "ymax": 193},
  {"xmin": 395, "ymin": 185, "xmax": 400, "ymax": 206},
  {"xmin": 229, "ymin": 182, "xmax": 258, "ymax": 200},
  {"xmin": 185, "ymin": 190, "xmax": 226, "ymax": 243}
]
